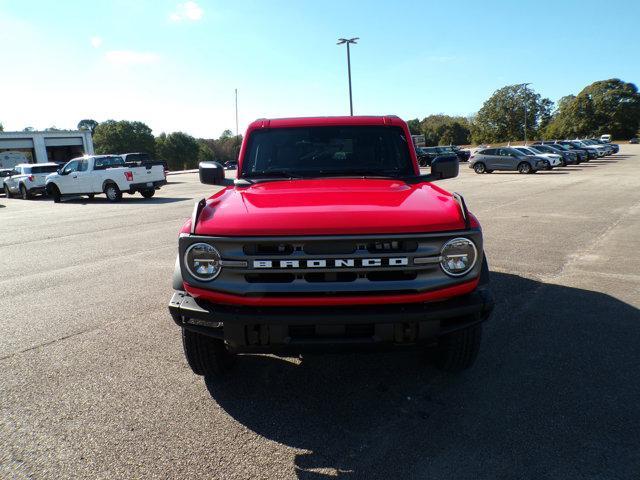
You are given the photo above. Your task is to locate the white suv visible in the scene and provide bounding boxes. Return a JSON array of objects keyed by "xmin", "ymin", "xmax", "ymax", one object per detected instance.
[
  {"xmin": 3, "ymin": 163, "xmax": 60, "ymax": 199},
  {"xmin": 513, "ymin": 146, "xmax": 562, "ymax": 168}
]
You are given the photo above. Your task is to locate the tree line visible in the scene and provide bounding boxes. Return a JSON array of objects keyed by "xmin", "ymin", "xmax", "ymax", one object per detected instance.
[
  {"xmin": 2, "ymin": 78, "xmax": 638, "ymax": 161},
  {"xmin": 86, "ymin": 120, "xmax": 241, "ymax": 171},
  {"xmin": 407, "ymin": 78, "xmax": 639, "ymax": 145}
]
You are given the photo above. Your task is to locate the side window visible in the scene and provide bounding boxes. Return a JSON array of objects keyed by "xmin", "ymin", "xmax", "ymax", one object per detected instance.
[
  {"xmin": 78, "ymin": 160, "xmax": 88, "ymax": 172},
  {"xmin": 63, "ymin": 161, "xmax": 79, "ymax": 174}
]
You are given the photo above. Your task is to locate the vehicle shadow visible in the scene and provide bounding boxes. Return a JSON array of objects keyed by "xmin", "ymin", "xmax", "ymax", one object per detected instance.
[
  {"xmin": 204, "ymin": 272, "xmax": 640, "ymax": 479},
  {"xmin": 62, "ymin": 196, "xmax": 190, "ymax": 205}
]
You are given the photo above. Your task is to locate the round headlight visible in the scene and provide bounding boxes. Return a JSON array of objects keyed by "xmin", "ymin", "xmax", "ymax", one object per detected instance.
[
  {"xmin": 440, "ymin": 237, "xmax": 477, "ymax": 277},
  {"xmin": 185, "ymin": 243, "xmax": 222, "ymax": 281}
]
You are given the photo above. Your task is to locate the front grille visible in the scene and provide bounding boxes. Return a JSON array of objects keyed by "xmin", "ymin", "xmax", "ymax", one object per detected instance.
[{"xmin": 180, "ymin": 231, "xmax": 483, "ymax": 297}]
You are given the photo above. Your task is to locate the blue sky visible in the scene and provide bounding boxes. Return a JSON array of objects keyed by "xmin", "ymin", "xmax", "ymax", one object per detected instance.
[{"xmin": 0, "ymin": 0, "xmax": 638, "ymax": 138}]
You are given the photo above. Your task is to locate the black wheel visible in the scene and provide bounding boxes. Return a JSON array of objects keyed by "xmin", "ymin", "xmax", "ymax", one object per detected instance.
[
  {"xmin": 104, "ymin": 183, "xmax": 122, "ymax": 202},
  {"xmin": 3, "ymin": 185, "xmax": 11, "ymax": 198},
  {"xmin": 432, "ymin": 323, "xmax": 482, "ymax": 372},
  {"xmin": 87, "ymin": 194, "xmax": 95, "ymax": 199},
  {"xmin": 518, "ymin": 162, "xmax": 532, "ymax": 174},
  {"xmin": 473, "ymin": 162, "xmax": 486, "ymax": 174},
  {"xmin": 182, "ymin": 329, "xmax": 236, "ymax": 376},
  {"xmin": 560, "ymin": 159, "xmax": 566, "ymax": 167},
  {"xmin": 20, "ymin": 184, "xmax": 30, "ymax": 200},
  {"xmin": 141, "ymin": 189, "xmax": 155, "ymax": 199},
  {"xmin": 47, "ymin": 184, "xmax": 61, "ymax": 203}
]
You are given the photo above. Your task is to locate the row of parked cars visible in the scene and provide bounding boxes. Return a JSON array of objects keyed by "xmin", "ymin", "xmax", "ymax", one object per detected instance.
[
  {"xmin": 468, "ymin": 138, "xmax": 619, "ymax": 174},
  {"xmin": 0, "ymin": 153, "xmax": 167, "ymax": 201}
]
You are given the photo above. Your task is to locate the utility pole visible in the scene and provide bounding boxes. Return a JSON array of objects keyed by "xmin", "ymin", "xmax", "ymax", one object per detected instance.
[
  {"xmin": 521, "ymin": 82, "xmax": 532, "ymax": 144},
  {"xmin": 337, "ymin": 37, "xmax": 359, "ymax": 115}
]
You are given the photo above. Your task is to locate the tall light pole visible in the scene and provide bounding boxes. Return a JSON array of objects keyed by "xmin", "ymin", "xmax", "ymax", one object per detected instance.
[
  {"xmin": 337, "ymin": 37, "xmax": 358, "ymax": 116},
  {"xmin": 235, "ymin": 88, "xmax": 239, "ymax": 138},
  {"xmin": 521, "ymin": 82, "xmax": 532, "ymax": 144}
]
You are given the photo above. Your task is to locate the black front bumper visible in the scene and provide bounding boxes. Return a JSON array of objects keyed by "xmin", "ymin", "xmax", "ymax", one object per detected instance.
[{"xmin": 168, "ymin": 287, "xmax": 494, "ymax": 354}]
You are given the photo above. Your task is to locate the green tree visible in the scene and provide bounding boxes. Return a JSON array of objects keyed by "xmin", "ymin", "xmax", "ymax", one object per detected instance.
[
  {"xmin": 0, "ymin": 122, "xmax": 3, "ymax": 132},
  {"xmin": 77, "ymin": 119, "xmax": 99, "ymax": 134},
  {"xmin": 93, "ymin": 120, "xmax": 156, "ymax": 155},
  {"xmin": 197, "ymin": 140, "xmax": 216, "ymax": 163},
  {"xmin": 471, "ymin": 84, "xmax": 553, "ymax": 143},
  {"xmin": 156, "ymin": 131, "xmax": 199, "ymax": 171},
  {"xmin": 544, "ymin": 79, "xmax": 640, "ymax": 139},
  {"xmin": 417, "ymin": 115, "xmax": 471, "ymax": 146},
  {"xmin": 406, "ymin": 118, "xmax": 421, "ymax": 135},
  {"xmin": 198, "ymin": 130, "xmax": 242, "ymax": 165},
  {"xmin": 581, "ymin": 79, "xmax": 640, "ymax": 138}
]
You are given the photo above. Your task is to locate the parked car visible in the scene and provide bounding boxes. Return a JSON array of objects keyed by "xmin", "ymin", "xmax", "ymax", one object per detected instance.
[
  {"xmin": 531, "ymin": 143, "xmax": 578, "ymax": 165},
  {"xmin": 513, "ymin": 146, "xmax": 562, "ymax": 168},
  {"xmin": 630, "ymin": 138, "xmax": 639, "ymax": 144},
  {"xmin": 600, "ymin": 134, "xmax": 611, "ymax": 143},
  {"xmin": 437, "ymin": 145, "xmax": 471, "ymax": 162},
  {"xmin": 589, "ymin": 138, "xmax": 620, "ymax": 154},
  {"xmin": 556, "ymin": 141, "xmax": 595, "ymax": 160},
  {"xmin": 3, "ymin": 163, "xmax": 59, "ymax": 199},
  {"xmin": 469, "ymin": 147, "xmax": 547, "ymax": 174},
  {"xmin": 170, "ymin": 115, "xmax": 494, "ymax": 379},
  {"xmin": 45, "ymin": 155, "xmax": 167, "ymax": 202},
  {"xmin": 581, "ymin": 139, "xmax": 613, "ymax": 155},
  {"xmin": 0, "ymin": 168, "xmax": 13, "ymax": 192},
  {"xmin": 416, "ymin": 147, "xmax": 458, "ymax": 167},
  {"xmin": 224, "ymin": 161, "xmax": 238, "ymax": 170},
  {"xmin": 572, "ymin": 140, "xmax": 606, "ymax": 157}
]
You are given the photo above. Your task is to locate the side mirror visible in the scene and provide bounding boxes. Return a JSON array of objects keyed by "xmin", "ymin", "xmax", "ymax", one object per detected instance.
[
  {"xmin": 199, "ymin": 161, "xmax": 225, "ymax": 185},
  {"xmin": 430, "ymin": 156, "xmax": 459, "ymax": 180}
]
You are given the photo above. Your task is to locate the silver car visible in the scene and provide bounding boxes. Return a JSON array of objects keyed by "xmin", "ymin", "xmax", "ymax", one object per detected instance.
[{"xmin": 469, "ymin": 147, "xmax": 548, "ymax": 174}]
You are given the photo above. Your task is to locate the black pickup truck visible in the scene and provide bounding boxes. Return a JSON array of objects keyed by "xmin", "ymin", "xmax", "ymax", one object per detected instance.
[{"xmin": 416, "ymin": 146, "xmax": 460, "ymax": 167}]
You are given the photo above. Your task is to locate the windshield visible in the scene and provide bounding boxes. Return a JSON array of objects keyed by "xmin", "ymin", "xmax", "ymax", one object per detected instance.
[{"xmin": 241, "ymin": 126, "xmax": 414, "ymax": 179}]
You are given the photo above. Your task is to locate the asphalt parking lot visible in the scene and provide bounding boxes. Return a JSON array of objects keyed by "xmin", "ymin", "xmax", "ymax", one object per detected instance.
[{"xmin": 1, "ymin": 145, "xmax": 639, "ymax": 479}]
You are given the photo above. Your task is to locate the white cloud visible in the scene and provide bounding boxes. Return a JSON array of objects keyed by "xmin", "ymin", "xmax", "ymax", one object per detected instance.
[
  {"xmin": 104, "ymin": 50, "xmax": 161, "ymax": 66},
  {"xmin": 90, "ymin": 36, "xmax": 103, "ymax": 48},
  {"xmin": 169, "ymin": 1, "xmax": 204, "ymax": 21}
]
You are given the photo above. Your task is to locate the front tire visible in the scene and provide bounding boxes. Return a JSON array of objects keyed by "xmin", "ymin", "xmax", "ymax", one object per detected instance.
[
  {"xmin": 104, "ymin": 183, "xmax": 122, "ymax": 202},
  {"xmin": 47, "ymin": 184, "xmax": 61, "ymax": 203},
  {"xmin": 432, "ymin": 323, "xmax": 482, "ymax": 372},
  {"xmin": 4, "ymin": 185, "xmax": 11, "ymax": 198},
  {"xmin": 182, "ymin": 329, "xmax": 236, "ymax": 376},
  {"xmin": 518, "ymin": 162, "xmax": 532, "ymax": 174},
  {"xmin": 473, "ymin": 162, "xmax": 486, "ymax": 174}
]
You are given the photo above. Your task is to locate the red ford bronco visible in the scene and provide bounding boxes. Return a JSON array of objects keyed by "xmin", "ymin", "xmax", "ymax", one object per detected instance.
[{"xmin": 169, "ymin": 116, "xmax": 493, "ymax": 378}]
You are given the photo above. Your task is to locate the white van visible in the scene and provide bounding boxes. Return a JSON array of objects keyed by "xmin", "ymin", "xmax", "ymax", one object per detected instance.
[
  {"xmin": 0, "ymin": 151, "xmax": 29, "ymax": 169},
  {"xmin": 600, "ymin": 134, "xmax": 612, "ymax": 143}
]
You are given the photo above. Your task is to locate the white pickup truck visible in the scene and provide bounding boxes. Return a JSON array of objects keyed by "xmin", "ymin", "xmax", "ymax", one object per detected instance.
[{"xmin": 45, "ymin": 155, "xmax": 166, "ymax": 203}]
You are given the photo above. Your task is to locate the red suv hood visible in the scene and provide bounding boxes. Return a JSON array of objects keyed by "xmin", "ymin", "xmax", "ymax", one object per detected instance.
[{"xmin": 194, "ymin": 179, "xmax": 466, "ymax": 236}]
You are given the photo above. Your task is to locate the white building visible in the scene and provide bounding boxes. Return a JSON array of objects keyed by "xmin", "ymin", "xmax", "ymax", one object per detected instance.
[{"xmin": 0, "ymin": 130, "xmax": 94, "ymax": 164}]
